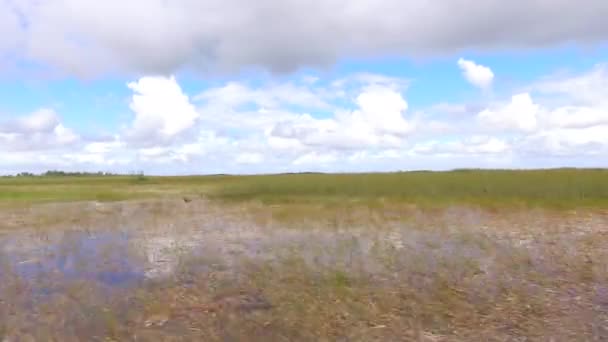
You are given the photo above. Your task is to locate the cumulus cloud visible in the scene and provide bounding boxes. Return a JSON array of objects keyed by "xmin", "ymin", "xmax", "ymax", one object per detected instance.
[
  {"xmin": 126, "ymin": 76, "xmax": 199, "ymax": 144},
  {"xmin": 64, "ymin": 137, "xmax": 129, "ymax": 166},
  {"xmin": 519, "ymin": 126, "xmax": 608, "ymax": 157},
  {"xmin": 354, "ymin": 85, "xmax": 411, "ymax": 135},
  {"xmin": 21, "ymin": 109, "xmax": 61, "ymax": 132},
  {"xmin": 53, "ymin": 124, "xmax": 79, "ymax": 144},
  {"xmin": 0, "ymin": 108, "xmax": 79, "ymax": 151},
  {"xmin": 477, "ymin": 93, "xmax": 539, "ymax": 132},
  {"xmin": 473, "ymin": 66, "xmax": 608, "ymax": 158},
  {"xmin": 3, "ymin": 62, "xmax": 608, "ymax": 174},
  {"xmin": 270, "ymin": 85, "xmax": 412, "ymax": 150},
  {"xmin": 545, "ymin": 106, "xmax": 608, "ymax": 129},
  {"xmin": 534, "ymin": 64, "xmax": 608, "ymax": 106},
  {"xmin": 2, "ymin": 0, "xmax": 608, "ymax": 76},
  {"xmin": 457, "ymin": 58, "xmax": 494, "ymax": 90}
]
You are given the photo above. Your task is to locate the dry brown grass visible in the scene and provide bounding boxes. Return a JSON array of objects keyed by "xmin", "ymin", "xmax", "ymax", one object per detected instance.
[{"xmin": 1, "ymin": 198, "xmax": 607, "ymax": 341}]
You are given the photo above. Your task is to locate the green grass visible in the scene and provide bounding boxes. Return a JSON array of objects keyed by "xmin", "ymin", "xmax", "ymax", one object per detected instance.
[
  {"xmin": 1, "ymin": 169, "xmax": 607, "ymax": 208},
  {"xmin": 0, "ymin": 175, "xmax": 228, "ymax": 204},
  {"xmin": 1, "ymin": 176, "xmax": 607, "ymax": 340},
  {"xmin": 210, "ymin": 169, "xmax": 608, "ymax": 209}
]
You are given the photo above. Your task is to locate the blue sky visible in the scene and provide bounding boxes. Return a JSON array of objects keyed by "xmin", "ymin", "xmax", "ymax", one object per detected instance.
[{"xmin": 1, "ymin": 0, "xmax": 608, "ymax": 174}]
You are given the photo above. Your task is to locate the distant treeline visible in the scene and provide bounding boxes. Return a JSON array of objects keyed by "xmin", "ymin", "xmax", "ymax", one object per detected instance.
[{"xmin": 12, "ymin": 170, "xmax": 119, "ymax": 177}]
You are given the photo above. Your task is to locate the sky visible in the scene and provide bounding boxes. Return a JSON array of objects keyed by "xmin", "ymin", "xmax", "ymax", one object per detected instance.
[{"xmin": 1, "ymin": 0, "xmax": 608, "ymax": 175}]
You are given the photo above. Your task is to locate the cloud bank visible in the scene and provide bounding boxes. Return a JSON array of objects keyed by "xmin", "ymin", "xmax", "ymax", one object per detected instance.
[
  {"xmin": 1, "ymin": 0, "xmax": 608, "ymax": 76},
  {"xmin": 2, "ymin": 61, "xmax": 608, "ymax": 174}
]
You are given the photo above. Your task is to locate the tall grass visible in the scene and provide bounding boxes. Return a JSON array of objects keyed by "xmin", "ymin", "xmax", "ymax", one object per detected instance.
[
  {"xmin": 1, "ymin": 169, "xmax": 607, "ymax": 208},
  {"xmin": 0, "ymin": 175, "xmax": 228, "ymax": 204},
  {"xmin": 211, "ymin": 169, "xmax": 608, "ymax": 208}
]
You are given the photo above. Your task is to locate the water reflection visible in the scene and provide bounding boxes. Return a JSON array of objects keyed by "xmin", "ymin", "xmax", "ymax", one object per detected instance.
[
  {"xmin": 1, "ymin": 231, "xmax": 145, "ymax": 288},
  {"xmin": 0, "ymin": 224, "xmax": 402, "ymax": 292}
]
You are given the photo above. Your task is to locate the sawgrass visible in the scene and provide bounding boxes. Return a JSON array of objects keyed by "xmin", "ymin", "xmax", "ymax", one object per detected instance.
[
  {"xmin": 210, "ymin": 169, "xmax": 608, "ymax": 209},
  {"xmin": 1, "ymin": 194, "xmax": 607, "ymax": 340},
  {"xmin": 1, "ymin": 169, "xmax": 607, "ymax": 209},
  {"xmin": 0, "ymin": 175, "xmax": 225, "ymax": 204}
]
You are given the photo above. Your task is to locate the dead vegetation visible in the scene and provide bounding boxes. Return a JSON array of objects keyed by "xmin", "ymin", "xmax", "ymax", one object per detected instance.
[{"xmin": 1, "ymin": 197, "xmax": 607, "ymax": 340}]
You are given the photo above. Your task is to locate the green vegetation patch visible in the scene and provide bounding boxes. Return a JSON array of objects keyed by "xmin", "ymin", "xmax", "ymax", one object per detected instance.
[
  {"xmin": 209, "ymin": 169, "xmax": 608, "ymax": 209},
  {"xmin": 1, "ymin": 169, "xmax": 607, "ymax": 209}
]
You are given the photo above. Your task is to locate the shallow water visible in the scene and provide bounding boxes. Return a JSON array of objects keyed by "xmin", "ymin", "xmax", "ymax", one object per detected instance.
[
  {"xmin": 0, "ymin": 224, "xmax": 386, "ymax": 293},
  {"xmin": 1, "ymin": 201, "xmax": 608, "ymax": 340},
  {"xmin": 1, "ymin": 231, "xmax": 145, "ymax": 290}
]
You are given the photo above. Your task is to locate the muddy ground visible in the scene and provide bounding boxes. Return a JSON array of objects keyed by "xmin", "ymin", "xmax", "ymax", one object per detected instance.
[{"xmin": 1, "ymin": 198, "xmax": 608, "ymax": 341}]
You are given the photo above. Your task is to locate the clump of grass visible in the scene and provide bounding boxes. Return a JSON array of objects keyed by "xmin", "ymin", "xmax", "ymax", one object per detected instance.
[{"xmin": 134, "ymin": 172, "xmax": 149, "ymax": 183}]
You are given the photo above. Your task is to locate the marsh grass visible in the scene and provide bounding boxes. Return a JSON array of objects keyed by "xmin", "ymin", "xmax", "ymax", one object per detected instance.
[
  {"xmin": 0, "ymin": 175, "xmax": 221, "ymax": 205},
  {"xmin": 1, "ymin": 171, "xmax": 608, "ymax": 340},
  {"xmin": 211, "ymin": 169, "xmax": 608, "ymax": 209},
  {"xmin": 1, "ymin": 198, "xmax": 607, "ymax": 340},
  {"xmin": 1, "ymin": 169, "xmax": 607, "ymax": 209}
]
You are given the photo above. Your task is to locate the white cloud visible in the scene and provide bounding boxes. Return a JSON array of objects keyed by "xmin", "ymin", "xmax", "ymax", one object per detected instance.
[
  {"xmin": 545, "ymin": 106, "xmax": 608, "ymax": 129},
  {"xmin": 193, "ymin": 80, "xmax": 334, "ymax": 141},
  {"xmin": 466, "ymin": 136, "xmax": 510, "ymax": 154},
  {"xmin": 3, "ymin": 0, "xmax": 608, "ymax": 76},
  {"xmin": 126, "ymin": 76, "xmax": 199, "ymax": 143},
  {"xmin": 61, "ymin": 153, "xmax": 107, "ymax": 165},
  {"xmin": 0, "ymin": 108, "xmax": 79, "ymax": 152},
  {"xmin": 478, "ymin": 93, "xmax": 539, "ymax": 132},
  {"xmin": 411, "ymin": 136, "xmax": 510, "ymax": 156},
  {"xmin": 526, "ymin": 65, "xmax": 608, "ymax": 130},
  {"xmin": 0, "ymin": 1, "xmax": 22, "ymax": 58},
  {"xmin": 64, "ymin": 138, "xmax": 128, "ymax": 166},
  {"xmin": 354, "ymin": 85, "xmax": 411, "ymax": 135},
  {"xmin": 458, "ymin": 58, "xmax": 494, "ymax": 90},
  {"xmin": 4, "ymin": 63, "xmax": 608, "ymax": 174},
  {"xmin": 120, "ymin": 130, "xmax": 234, "ymax": 166},
  {"xmin": 176, "ymin": 131, "xmax": 231, "ymax": 157},
  {"xmin": 475, "ymin": 66, "xmax": 608, "ymax": 158},
  {"xmin": 136, "ymin": 146, "xmax": 189, "ymax": 164},
  {"xmin": 270, "ymin": 84, "xmax": 412, "ymax": 150},
  {"xmin": 292, "ymin": 152, "xmax": 337, "ymax": 166},
  {"xmin": 84, "ymin": 139, "xmax": 124, "ymax": 154},
  {"xmin": 53, "ymin": 124, "xmax": 79, "ymax": 144},
  {"xmin": 17, "ymin": 108, "xmax": 60, "ymax": 133},
  {"xmin": 235, "ymin": 152, "xmax": 264, "ymax": 165},
  {"xmin": 477, "ymin": 65, "xmax": 608, "ymax": 134},
  {"xmin": 266, "ymin": 133, "xmax": 307, "ymax": 152},
  {"xmin": 138, "ymin": 147, "xmax": 171, "ymax": 159},
  {"xmin": 519, "ymin": 125, "xmax": 608, "ymax": 156},
  {"xmin": 534, "ymin": 64, "xmax": 608, "ymax": 106},
  {"xmin": 195, "ymin": 81, "xmax": 332, "ymax": 110}
]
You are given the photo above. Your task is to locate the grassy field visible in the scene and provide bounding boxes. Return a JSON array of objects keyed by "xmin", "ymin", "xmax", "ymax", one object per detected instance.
[
  {"xmin": 0, "ymin": 174, "xmax": 223, "ymax": 204},
  {"xmin": 2, "ymin": 168, "xmax": 607, "ymax": 208},
  {"xmin": 210, "ymin": 169, "xmax": 608, "ymax": 208},
  {"xmin": 1, "ymin": 169, "xmax": 608, "ymax": 340}
]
